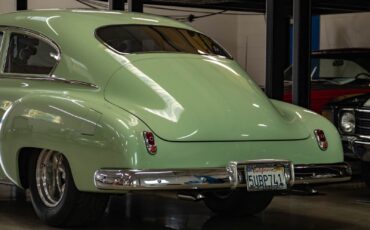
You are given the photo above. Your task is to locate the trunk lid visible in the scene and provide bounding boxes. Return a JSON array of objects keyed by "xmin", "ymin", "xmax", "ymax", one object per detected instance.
[{"xmin": 105, "ymin": 54, "xmax": 310, "ymax": 141}]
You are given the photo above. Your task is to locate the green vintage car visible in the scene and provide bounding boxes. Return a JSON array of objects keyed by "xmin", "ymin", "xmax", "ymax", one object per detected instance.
[{"xmin": 0, "ymin": 9, "xmax": 350, "ymax": 227}]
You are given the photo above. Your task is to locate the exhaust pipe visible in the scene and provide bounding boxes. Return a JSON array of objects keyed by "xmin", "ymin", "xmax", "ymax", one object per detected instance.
[{"xmin": 177, "ymin": 193, "xmax": 205, "ymax": 201}]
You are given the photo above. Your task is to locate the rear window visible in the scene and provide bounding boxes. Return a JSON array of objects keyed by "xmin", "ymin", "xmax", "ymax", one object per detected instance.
[{"xmin": 96, "ymin": 25, "xmax": 231, "ymax": 58}]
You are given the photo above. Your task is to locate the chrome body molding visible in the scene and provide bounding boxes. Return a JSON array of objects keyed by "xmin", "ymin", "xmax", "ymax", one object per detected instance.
[
  {"xmin": 356, "ymin": 108, "xmax": 370, "ymax": 113},
  {"xmin": 358, "ymin": 135, "xmax": 370, "ymax": 140},
  {"xmin": 353, "ymin": 139, "xmax": 370, "ymax": 146},
  {"xmin": 0, "ymin": 75, "xmax": 99, "ymax": 89},
  {"xmin": 342, "ymin": 134, "xmax": 370, "ymax": 160},
  {"xmin": 341, "ymin": 135, "xmax": 370, "ymax": 143},
  {"xmin": 94, "ymin": 161, "xmax": 350, "ymax": 191},
  {"xmin": 293, "ymin": 163, "xmax": 351, "ymax": 185}
]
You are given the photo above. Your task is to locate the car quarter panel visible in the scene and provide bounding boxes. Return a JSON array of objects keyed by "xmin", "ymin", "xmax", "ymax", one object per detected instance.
[
  {"xmin": 271, "ymin": 99, "xmax": 343, "ymax": 161},
  {"xmin": 0, "ymin": 81, "xmax": 148, "ymax": 190}
]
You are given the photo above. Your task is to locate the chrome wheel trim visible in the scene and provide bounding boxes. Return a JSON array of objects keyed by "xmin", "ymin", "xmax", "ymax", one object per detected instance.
[{"xmin": 36, "ymin": 150, "xmax": 66, "ymax": 208}]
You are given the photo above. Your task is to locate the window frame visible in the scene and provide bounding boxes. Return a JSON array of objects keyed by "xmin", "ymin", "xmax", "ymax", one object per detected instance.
[
  {"xmin": 0, "ymin": 31, "xmax": 4, "ymax": 55},
  {"xmin": 95, "ymin": 24, "xmax": 233, "ymax": 59},
  {"xmin": 0, "ymin": 26, "xmax": 61, "ymax": 79}
]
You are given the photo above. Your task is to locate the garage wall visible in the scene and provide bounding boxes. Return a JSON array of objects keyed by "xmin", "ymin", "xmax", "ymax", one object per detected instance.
[
  {"xmin": 28, "ymin": 0, "xmax": 85, "ymax": 9},
  {"xmin": 0, "ymin": 0, "xmax": 85, "ymax": 13},
  {"xmin": 0, "ymin": 0, "xmax": 16, "ymax": 13},
  {"xmin": 321, "ymin": 12, "xmax": 370, "ymax": 49},
  {"xmin": 189, "ymin": 15, "xmax": 239, "ymax": 58},
  {"xmin": 236, "ymin": 15, "xmax": 266, "ymax": 86}
]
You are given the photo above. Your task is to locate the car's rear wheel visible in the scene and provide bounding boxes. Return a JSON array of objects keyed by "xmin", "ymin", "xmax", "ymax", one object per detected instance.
[
  {"xmin": 203, "ymin": 189, "xmax": 273, "ymax": 216},
  {"xmin": 28, "ymin": 149, "xmax": 109, "ymax": 227}
]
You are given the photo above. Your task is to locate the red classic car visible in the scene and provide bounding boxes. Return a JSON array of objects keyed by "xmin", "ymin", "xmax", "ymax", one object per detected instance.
[{"xmin": 284, "ymin": 48, "xmax": 370, "ymax": 113}]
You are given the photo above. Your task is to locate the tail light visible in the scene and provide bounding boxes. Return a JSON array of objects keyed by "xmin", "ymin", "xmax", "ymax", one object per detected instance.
[
  {"xmin": 314, "ymin": 129, "xmax": 328, "ymax": 151},
  {"xmin": 143, "ymin": 131, "xmax": 157, "ymax": 154}
]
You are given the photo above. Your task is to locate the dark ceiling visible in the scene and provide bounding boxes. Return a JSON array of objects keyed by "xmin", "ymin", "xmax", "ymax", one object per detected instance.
[{"xmin": 141, "ymin": 0, "xmax": 370, "ymax": 14}]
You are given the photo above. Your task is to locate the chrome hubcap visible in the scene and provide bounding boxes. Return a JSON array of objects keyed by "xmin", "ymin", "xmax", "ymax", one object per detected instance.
[{"xmin": 36, "ymin": 150, "xmax": 66, "ymax": 207}]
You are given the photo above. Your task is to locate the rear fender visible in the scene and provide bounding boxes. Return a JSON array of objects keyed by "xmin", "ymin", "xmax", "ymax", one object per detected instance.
[
  {"xmin": 271, "ymin": 99, "xmax": 343, "ymax": 162},
  {"xmin": 0, "ymin": 94, "xmax": 149, "ymax": 191}
]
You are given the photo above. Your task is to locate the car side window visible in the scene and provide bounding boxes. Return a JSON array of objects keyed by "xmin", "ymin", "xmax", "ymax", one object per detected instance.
[{"xmin": 4, "ymin": 33, "xmax": 58, "ymax": 75}]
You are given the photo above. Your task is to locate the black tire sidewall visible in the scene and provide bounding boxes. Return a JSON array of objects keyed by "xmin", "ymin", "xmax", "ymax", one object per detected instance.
[{"xmin": 204, "ymin": 189, "xmax": 274, "ymax": 216}]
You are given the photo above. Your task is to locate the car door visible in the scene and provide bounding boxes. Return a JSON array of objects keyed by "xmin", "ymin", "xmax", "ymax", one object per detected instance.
[{"xmin": 0, "ymin": 28, "xmax": 60, "ymax": 181}]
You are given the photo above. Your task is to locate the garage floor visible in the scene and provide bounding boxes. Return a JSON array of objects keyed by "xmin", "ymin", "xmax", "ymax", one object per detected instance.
[{"xmin": 1, "ymin": 181, "xmax": 370, "ymax": 230}]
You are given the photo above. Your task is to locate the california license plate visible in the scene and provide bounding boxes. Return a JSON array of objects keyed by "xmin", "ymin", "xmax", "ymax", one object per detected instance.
[{"xmin": 245, "ymin": 165, "xmax": 287, "ymax": 191}]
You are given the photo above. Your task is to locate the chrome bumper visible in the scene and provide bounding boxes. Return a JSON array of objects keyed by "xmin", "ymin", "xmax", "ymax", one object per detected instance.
[
  {"xmin": 94, "ymin": 161, "xmax": 351, "ymax": 191},
  {"xmin": 342, "ymin": 135, "xmax": 370, "ymax": 160},
  {"xmin": 294, "ymin": 163, "xmax": 351, "ymax": 185}
]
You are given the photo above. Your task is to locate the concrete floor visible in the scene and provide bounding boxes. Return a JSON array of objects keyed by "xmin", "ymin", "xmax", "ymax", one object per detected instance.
[{"xmin": 1, "ymin": 181, "xmax": 370, "ymax": 230}]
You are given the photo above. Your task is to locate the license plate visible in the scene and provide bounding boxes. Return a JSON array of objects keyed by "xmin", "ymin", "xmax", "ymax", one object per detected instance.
[{"xmin": 245, "ymin": 165, "xmax": 287, "ymax": 191}]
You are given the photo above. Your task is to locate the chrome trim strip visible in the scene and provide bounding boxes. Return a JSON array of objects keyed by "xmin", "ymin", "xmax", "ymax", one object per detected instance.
[
  {"xmin": 357, "ymin": 109, "xmax": 370, "ymax": 113},
  {"xmin": 358, "ymin": 135, "xmax": 370, "ymax": 140},
  {"xmin": 0, "ymin": 74, "xmax": 98, "ymax": 89},
  {"xmin": 341, "ymin": 108, "xmax": 355, "ymax": 111},
  {"xmin": 51, "ymin": 75, "xmax": 99, "ymax": 88},
  {"xmin": 354, "ymin": 140, "xmax": 370, "ymax": 145},
  {"xmin": 342, "ymin": 136, "xmax": 370, "ymax": 158},
  {"xmin": 94, "ymin": 161, "xmax": 350, "ymax": 191},
  {"xmin": 341, "ymin": 134, "xmax": 370, "ymax": 141},
  {"xmin": 293, "ymin": 163, "xmax": 351, "ymax": 185}
]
